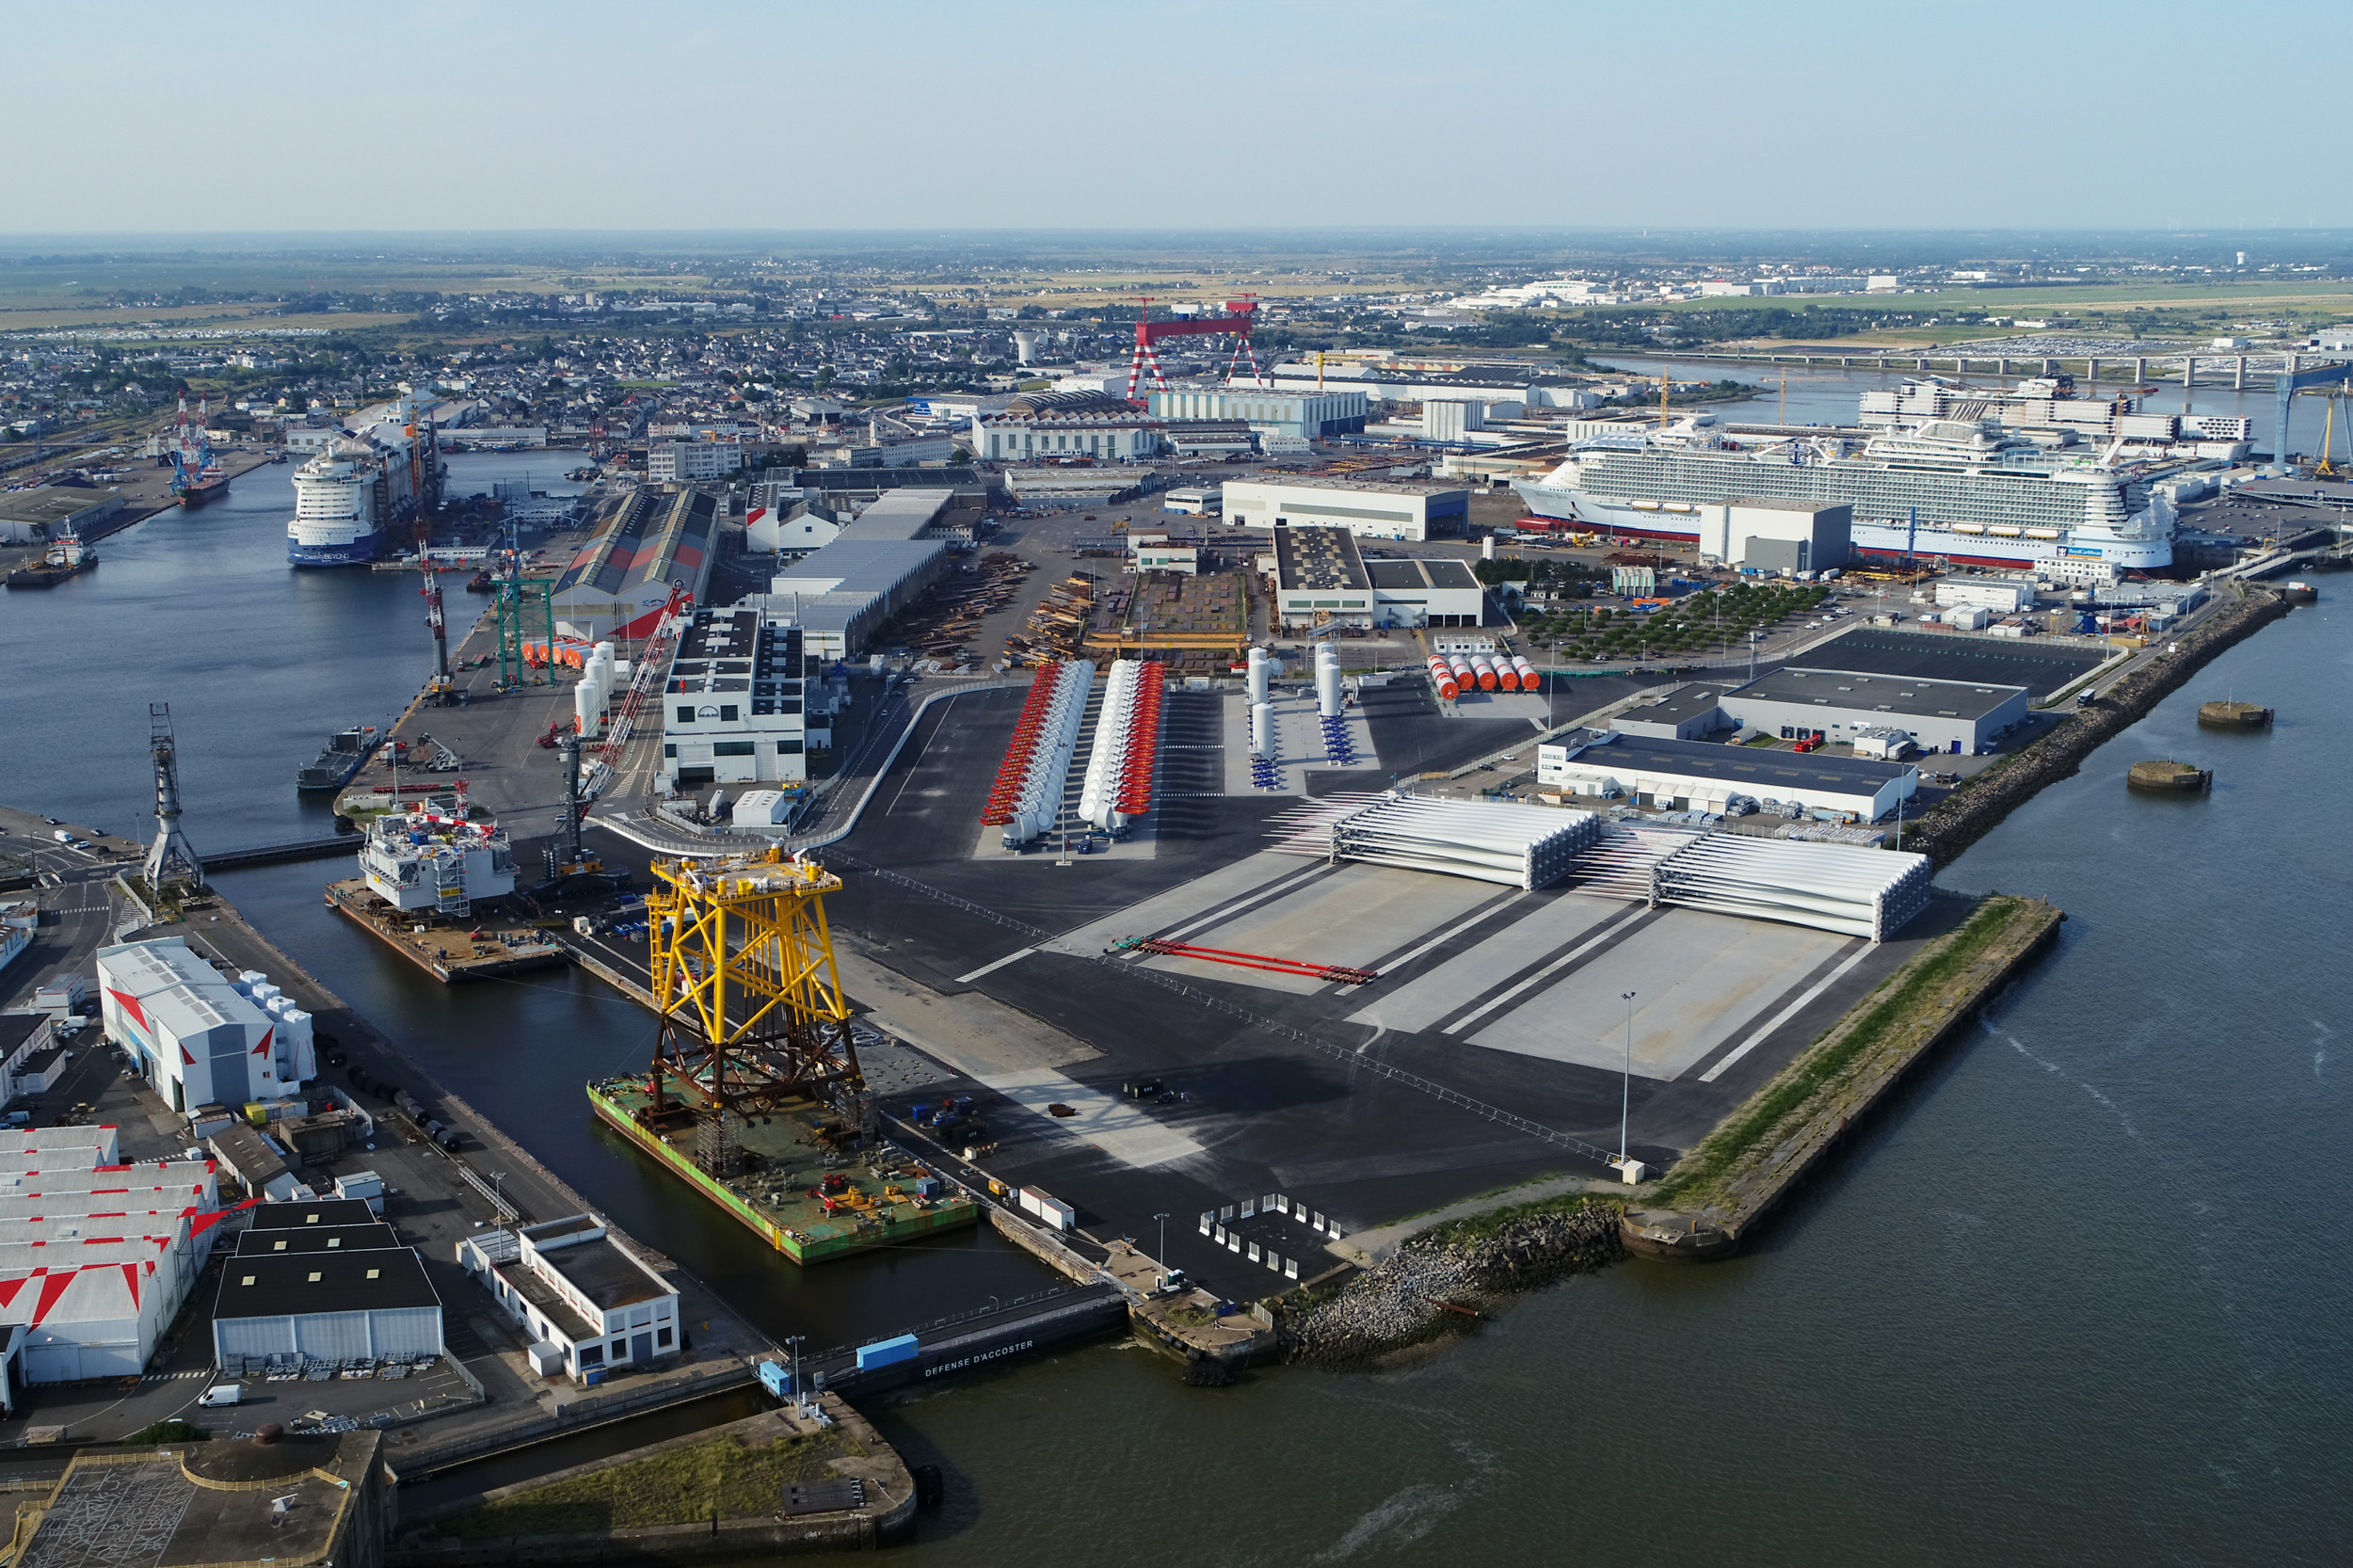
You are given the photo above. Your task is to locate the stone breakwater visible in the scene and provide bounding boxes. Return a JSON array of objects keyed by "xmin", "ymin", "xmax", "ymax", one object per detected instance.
[
  {"xmin": 1905, "ymin": 587, "xmax": 2292, "ymax": 868},
  {"xmin": 1286, "ymin": 1203, "xmax": 1623, "ymax": 1368}
]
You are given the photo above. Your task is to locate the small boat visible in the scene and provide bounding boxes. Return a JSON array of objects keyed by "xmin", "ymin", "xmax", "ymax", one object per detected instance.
[
  {"xmin": 465, "ymin": 571, "xmax": 496, "ymax": 593},
  {"xmin": 5, "ymin": 537, "xmax": 96, "ymax": 589}
]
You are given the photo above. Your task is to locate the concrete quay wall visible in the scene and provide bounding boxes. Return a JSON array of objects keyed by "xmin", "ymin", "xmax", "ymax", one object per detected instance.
[{"xmin": 1904, "ymin": 587, "xmax": 2292, "ymax": 869}]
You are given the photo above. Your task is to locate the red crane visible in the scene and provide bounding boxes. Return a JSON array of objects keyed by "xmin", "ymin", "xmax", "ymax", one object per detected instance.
[{"xmin": 1123, "ymin": 296, "xmax": 1265, "ymax": 405}]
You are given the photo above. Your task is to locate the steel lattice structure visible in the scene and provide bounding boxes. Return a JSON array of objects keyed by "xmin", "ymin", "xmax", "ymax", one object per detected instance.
[{"xmin": 644, "ymin": 850, "xmax": 862, "ymax": 1140}]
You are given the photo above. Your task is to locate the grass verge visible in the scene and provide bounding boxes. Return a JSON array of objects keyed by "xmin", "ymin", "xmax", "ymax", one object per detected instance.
[
  {"xmin": 434, "ymin": 1429, "xmax": 861, "ymax": 1540},
  {"xmin": 1652, "ymin": 895, "xmax": 2033, "ymax": 1210}
]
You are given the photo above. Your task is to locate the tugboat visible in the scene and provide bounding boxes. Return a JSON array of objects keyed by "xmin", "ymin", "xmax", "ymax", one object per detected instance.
[
  {"xmin": 465, "ymin": 569, "xmax": 496, "ymax": 593},
  {"xmin": 296, "ymin": 725, "xmax": 381, "ymax": 792},
  {"xmin": 5, "ymin": 536, "xmax": 96, "ymax": 589}
]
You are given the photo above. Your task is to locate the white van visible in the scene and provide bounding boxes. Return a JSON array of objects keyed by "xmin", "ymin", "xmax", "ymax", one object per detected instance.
[{"xmin": 197, "ymin": 1384, "xmax": 242, "ymax": 1408}]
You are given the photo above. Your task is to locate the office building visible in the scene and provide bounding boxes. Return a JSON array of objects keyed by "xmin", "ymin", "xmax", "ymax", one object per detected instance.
[
  {"xmin": 1225, "ymin": 477, "xmax": 1470, "ymax": 542},
  {"xmin": 660, "ymin": 606, "xmax": 808, "ymax": 791}
]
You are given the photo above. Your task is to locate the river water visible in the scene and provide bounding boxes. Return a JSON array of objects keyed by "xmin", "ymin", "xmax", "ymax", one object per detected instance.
[{"xmin": 6, "ymin": 440, "xmax": 2349, "ymax": 1563}]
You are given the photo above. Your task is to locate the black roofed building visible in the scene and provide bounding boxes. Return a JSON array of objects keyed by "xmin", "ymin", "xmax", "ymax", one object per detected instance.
[
  {"xmin": 1538, "ymin": 728, "xmax": 1919, "ymax": 821},
  {"xmin": 210, "ymin": 1226, "xmax": 445, "ymax": 1364}
]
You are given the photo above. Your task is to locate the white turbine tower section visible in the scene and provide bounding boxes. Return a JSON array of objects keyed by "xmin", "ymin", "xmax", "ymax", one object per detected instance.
[
  {"xmin": 141, "ymin": 703, "xmax": 204, "ymax": 890},
  {"xmin": 1000, "ymin": 661, "xmax": 1095, "ymax": 846},
  {"xmin": 1080, "ymin": 659, "xmax": 1149, "ymax": 833}
]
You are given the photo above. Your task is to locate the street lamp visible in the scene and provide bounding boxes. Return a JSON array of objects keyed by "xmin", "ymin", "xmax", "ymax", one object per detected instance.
[
  {"xmin": 1619, "ymin": 991, "xmax": 1637, "ymax": 1164},
  {"xmin": 786, "ymin": 1334, "xmax": 807, "ymax": 1416},
  {"xmin": 1153, "ymin": 1211, "xmax": 1170, "ymax": 1284}
]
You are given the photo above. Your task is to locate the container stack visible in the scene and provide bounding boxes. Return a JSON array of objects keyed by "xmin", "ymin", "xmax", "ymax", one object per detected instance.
[{"xmin": 981, "ymin": 660, "xmax": 1096, "ymax": 846}]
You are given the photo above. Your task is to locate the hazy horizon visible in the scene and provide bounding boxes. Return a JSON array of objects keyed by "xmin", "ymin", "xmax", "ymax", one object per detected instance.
[{"xmin": 6, "ymin": 0, "xmax": 2342, "ymax": 235}]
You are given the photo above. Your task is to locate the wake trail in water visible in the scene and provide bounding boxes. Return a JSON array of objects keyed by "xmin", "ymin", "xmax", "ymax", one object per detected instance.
[{"xmin": 1984, "ymin": 1015, "xmax": 2138, "ymax": 1141}]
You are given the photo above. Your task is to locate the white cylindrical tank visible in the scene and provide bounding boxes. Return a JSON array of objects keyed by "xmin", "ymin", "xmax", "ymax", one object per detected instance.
[
  {"xmin": 1249, "ymin": 701, "xmax": 1273, "ymax": 759},
  {"xmin": 1246, "ymin": 649, "xmax": 1269, "ymax": 704},
  {"xmin": 576, "ymin": 680, "xmax": 600, "ymax": 734},
  {"xmin": 1481, "ymin": 535, "xmax": 1497, "ymax": 560},
  {"xmin": 248, "ymin": 983, "xmax": 282, "ymax": 1008},
  {"xmin": 1316, "ymin": 657, "xmax": 1342, "ymax": 717},
  {"xmin": 593, "ymin": 640, "xmax": 616, "ymax": 667}
]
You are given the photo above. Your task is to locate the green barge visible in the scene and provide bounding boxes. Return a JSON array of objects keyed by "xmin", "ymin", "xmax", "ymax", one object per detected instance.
[{"xmin": 586, "ymin": 1077, "xmax": 981, "ymax": 1265}]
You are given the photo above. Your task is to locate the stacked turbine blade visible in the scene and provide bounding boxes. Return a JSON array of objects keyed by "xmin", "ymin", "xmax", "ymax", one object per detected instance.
[
  {"xmin": 1078, "ymin": 659, "xmax": 1165, "ymax": 831},
  {"xmin": 980, "ymin": 659, "xmax": 1096, "ymax": 844}
]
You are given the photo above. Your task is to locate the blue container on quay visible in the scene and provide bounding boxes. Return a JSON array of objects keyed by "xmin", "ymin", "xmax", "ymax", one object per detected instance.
[{"xmin": 856, "ymin": 1334, "xmax": 920, "ymax": 1371}]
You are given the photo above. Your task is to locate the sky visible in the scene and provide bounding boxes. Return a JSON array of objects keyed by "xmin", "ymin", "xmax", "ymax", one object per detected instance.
[{"xmin": 3, "ymin": 0, "xmax": 2340, "ymax": 234}]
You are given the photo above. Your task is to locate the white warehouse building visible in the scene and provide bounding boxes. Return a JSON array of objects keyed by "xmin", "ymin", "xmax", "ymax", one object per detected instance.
[
  {"xmin": 1225, "ymin": 477, "xmax": 1471, "ymax": 543},
  {"xmin": 1539, "ymin": 730, "xmax": 1917, "ymax": 821},
  {"xmin": 458, "ymin": 1213, "xmax": 681, "ymax": 1384},
  {"xmin": 97, "ymin": 938, "xmax": 316, "ymax": 1116},
  {"xmin": 661, "ymin": 607, "xmax": 809, "ymax": 792},
  {"xmin": 211, "ymin": 1200, "xmax": 445, "ymax": 1366}
]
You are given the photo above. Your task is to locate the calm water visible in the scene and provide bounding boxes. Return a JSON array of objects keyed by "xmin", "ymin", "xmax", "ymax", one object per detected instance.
[
  {"xmin": 7, "ymin": 446, "xmax": 2350, "ymax": 1563},
  {"xmin": 0, "ymin": 452, "xmax": 589, "ymax": 849},
  {"xmin": 869, "ymin": 590, "xmax": 2353, "ymax": 1566},
  {"xmin": 1599, "ymin": 352, "xmax": 2349, "ymax": 460}
]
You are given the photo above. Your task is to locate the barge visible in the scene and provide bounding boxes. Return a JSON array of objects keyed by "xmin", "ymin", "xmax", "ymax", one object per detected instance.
[
  {"xmin": 586, "ymin": 1076, "xmax": 981, "ymax": 1264},
  {"xmin": 325, "ymin": 877, "xmax": 568, "ymax": 981}
]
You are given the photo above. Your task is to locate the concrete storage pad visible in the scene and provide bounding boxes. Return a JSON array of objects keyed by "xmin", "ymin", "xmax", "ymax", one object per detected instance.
[
  {"xmin": 1051, "ymin": 852, "xmax": 1326, "ymax": 956},
  {"xmin": 1346, "ymin": 890, "xmax": 1628, "ymax": 1035},
  {"xmin": 1220, "ymin": 689, "xmax": 1378, "ymax": 796},
  {"xmin": 1470, "ymin": 909, "xmax": 1854, "ymax": 1080},
  {"xmin": 1136, "ymin": 863, "xmax": 1500, "ymax": 996}
]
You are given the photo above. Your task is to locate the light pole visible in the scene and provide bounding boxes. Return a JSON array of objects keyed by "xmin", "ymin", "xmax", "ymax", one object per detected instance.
[
  {"xmin": 786, "ymin": 1335, "xmax": 807, "ymax": 1416},
  {"xmin": 1153, "ymin": 1211, "xmax": 1170, "ymax": 1283},
  {"xmin": 1619, "ymin": 990, "xmax": 1637, "ymax": 1164}
]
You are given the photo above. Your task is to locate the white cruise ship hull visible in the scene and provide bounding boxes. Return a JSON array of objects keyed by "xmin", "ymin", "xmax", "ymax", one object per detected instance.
[
  {"xmin": 287, "ymin": 523, "xmax": 392, "ymax": 567},
  {"xmin": 1512, "ymin": 484, "xmax": 2171, "ymax": 571}
]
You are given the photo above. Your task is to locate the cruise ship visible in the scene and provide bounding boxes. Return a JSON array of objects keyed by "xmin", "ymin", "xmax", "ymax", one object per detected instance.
[
  {"xmin": 1511, "ymin": 412, "xmax": 2174, "ymax": 573},
  {"xmin": 286, "ymin": 394, "xmax": 442, "ymax": 566}
]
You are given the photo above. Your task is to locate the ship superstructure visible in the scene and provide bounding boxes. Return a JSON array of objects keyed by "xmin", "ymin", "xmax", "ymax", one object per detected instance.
[
  {"xmin": 1513, "ymin": 410, "xmax": 2175, "ymax": 574},
  {"xmin": 358, "ymin": 794, "xmax": 516, "ymax": 918},
  {"xmin": 286, "ymin": 392, "xmax": 443, "ymax": 566}
]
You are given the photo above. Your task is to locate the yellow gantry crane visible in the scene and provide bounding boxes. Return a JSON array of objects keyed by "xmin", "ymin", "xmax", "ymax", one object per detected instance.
[{"xmin": 641, "ymin": 847, "xmax": 863, "ymax": 1171}]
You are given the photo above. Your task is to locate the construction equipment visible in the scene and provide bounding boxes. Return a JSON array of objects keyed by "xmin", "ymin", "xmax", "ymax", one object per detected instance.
[
  {"xmin": 1123, "ymin": 296, "xmax": 1264, "ymax": 404},
  {"xmin": 142, "ymin": 703, "xmax": 205, "ymax": 893},
  {"xmin": 1111, "ymin": 935, "xmax": 1378, "ymax": 985},
  {"xmin": 2316, "ymin": 391, "xmax": 2341, "ymax": 479},
  {"xmin": 417, "ymin": 521, "xmax": 455, "ymax": 704},
  {"xmin": 641, "ymin": 850, "xmax": 864, "ymax": 1175}
]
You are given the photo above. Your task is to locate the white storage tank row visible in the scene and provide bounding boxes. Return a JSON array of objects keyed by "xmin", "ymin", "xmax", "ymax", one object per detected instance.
[
  {"xmin": 576, "ymin": 640, "xmax": 619, "ymax": 735},
  {"xmin": 1314, "ymin": 644, "xmax": 1342, "ymax": 719}
]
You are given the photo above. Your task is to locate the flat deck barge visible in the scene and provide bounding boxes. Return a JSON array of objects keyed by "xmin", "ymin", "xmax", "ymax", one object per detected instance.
[
  {"xmin": 586, "ymin": 1076, "xmax": 982, "ymax": 1264},
  {"xmin": 324, "ymin": 877, "xmax": 568, "ymax": 982}
]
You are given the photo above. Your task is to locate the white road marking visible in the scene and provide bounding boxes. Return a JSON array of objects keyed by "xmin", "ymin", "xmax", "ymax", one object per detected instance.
[
  {"xmin": 1363, "ymin": 892, "xmax": 1527, "ymax": 983},
  {"xmin": 1439, "ymin": 903, "xmax": 1650, "ymax": 1037},
  {"xmin": 954, "ymin": 948, "xmax": 1035, "ymax": 984},
  {"xmin": 1698, "ymin": 943, "xmax": 1875, "ymax": 1083}
]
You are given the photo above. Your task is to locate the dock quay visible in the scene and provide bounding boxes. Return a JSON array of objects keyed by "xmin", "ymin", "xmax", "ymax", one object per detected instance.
[
  {"xmin": 786, "ymin": 1284, "xmax": 1131, "ymax": 1400},
  {"xmin": 390, "ymin": 1395, "xmax": 918, "ymax": 1562},
  {"xmin": 0, "ymin": 880, "xmax": 784, "ymax": 1478},
  {"xmin": 325, "ymin": 876, "xmax": 568, "ymax": 982},
  {"xmin": 584, "ymin": 1077, "xmax": 984, "ymax": 1265},
  {"xmin": 203, "ymin": 833, "xmax": 362, "ymax": 872},
  {"xmin": 1622, "ymin": 894, "xmax": 2065, "ymax": 1258}
]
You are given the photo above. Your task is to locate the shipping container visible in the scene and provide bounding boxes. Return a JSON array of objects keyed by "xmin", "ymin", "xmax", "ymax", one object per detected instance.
[{"xmin": 856, "ymin": 1334, "xmax": 920, "ymax": 1370}]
